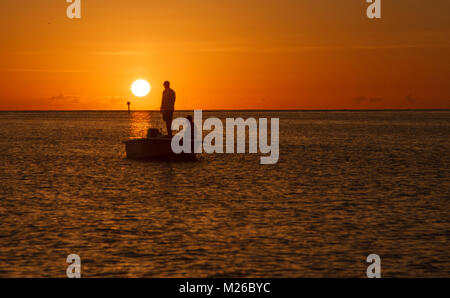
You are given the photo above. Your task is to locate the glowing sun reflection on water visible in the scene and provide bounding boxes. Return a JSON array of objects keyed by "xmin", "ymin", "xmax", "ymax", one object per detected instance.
[{"xmin": 129, "ymin": 112, "xmax": 151, "ymax": 138}]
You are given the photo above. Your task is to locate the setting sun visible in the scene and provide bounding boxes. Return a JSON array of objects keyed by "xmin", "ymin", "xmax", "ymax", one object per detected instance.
[{"xmin": 131, "ymin": 80, "xmax": 151, "ymax": 97}]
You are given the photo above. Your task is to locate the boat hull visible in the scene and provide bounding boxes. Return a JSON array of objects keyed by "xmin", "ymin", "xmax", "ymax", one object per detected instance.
[{"xmin": 124, "ymin": 138, "xmax": 196, "ymax": 161}]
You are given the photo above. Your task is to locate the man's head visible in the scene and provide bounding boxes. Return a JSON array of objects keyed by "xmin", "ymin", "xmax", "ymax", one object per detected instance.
[{"xmin": 163, "ymin": 81, "xmax": 170, "ymax": 89}]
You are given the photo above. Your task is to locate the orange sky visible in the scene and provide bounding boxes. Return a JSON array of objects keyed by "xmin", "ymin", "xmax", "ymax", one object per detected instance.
[{"xmin": 0, "ymin": 0, "xmax": 449, "ymax": 110}]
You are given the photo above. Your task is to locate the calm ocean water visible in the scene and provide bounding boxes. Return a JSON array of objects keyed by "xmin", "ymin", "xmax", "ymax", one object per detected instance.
[{"xmin": 0, "ymin": 111, "xmax": 448, "ymax": 277}]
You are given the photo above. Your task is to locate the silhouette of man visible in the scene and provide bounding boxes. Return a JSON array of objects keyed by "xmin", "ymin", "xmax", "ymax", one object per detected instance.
[{"xmin": 160, "ymin": 81, "xmax": 176, "ymax": 137}]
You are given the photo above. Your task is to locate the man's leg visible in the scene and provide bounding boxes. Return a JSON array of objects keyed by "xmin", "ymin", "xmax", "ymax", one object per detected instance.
[
  {"xmin": 166, "ymin": 111, "xmax": 173, "ymax": 137},
  {"xmin": 166, "ymin": 120, "xmax": 172, "ymax": 137}
]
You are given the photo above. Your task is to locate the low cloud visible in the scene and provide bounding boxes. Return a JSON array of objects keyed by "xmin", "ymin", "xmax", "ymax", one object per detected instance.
[
  {"xmin": 103, "ymin": 96, "xmax": 128, "ymax": 103},
  {"xmin": 405, "ymin": 95, "xmax": 418, "ymax": 103},
  {"xmin": 49, "ymin": 94, "xmax": 80, "ymax": 104},
  {"xmin": 48, "ymin": 94, "xmax": 130, "ymax": 105}
]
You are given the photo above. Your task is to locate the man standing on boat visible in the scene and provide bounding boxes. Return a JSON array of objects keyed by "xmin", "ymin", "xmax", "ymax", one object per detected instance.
[{"xmin": 160, "ymin": 81, "xmax": 176, "ymax": 137}]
